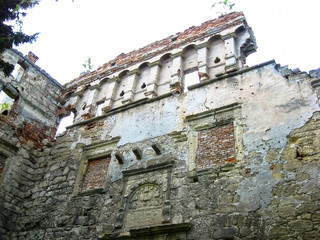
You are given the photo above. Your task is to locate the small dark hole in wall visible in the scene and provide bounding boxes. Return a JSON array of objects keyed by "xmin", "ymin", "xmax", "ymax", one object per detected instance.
[
  {"xmin": 171, "ymin": 36, "xmax": 178, "ymax": 42},
  {"xmin": 141, "ymin": 83, "xmax": 146, "ymax": 89},
  {"xmin": 193, "ymin": 176, "xmax": 199, "ymax": 183},
  {"xmin": 111, "ymin": 62, "xmax": 116, "ymax": 66},
  {"xmin": 214, "ymin": 57, "xmax": 221, "ymax": 64},
  {"xmin": 1, "ymin": 110, "xmax": 8, "ymax": 117},
  {"xmin": 120, "ymin": 90, "xmax": 125, "ymax": 97}
]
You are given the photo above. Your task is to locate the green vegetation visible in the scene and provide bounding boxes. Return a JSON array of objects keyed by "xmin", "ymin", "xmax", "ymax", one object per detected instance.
[
  {"xmin": 212, "ymin": 0, "xmax": 235, "ymax": 16},
  {"xmin": 1, "ymin": 102, "xmax": 10, "ymax": 117},
  {"xmin": 0, "ymin": 0, "xmax": 41, "ymax": 76},
  {"xmin": 83, "ymin": 57, "xmax": 93, "ymax": 71}
]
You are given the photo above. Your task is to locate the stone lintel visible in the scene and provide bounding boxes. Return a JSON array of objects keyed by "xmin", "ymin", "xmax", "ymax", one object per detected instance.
[
  {"xmin": 83, "ymin": 137, "xmax": 120, "ymax": 152},
  {"xmin": 221, "ymin": 32, "xmax": 237, "ymax": 40},
  {"xmin": 129, "ymin": 222, "xmax": 192, "ymax": 237},
  {"xmin": 100, "ymin": 222, "xmax": 192, "ymax": 240},
  {"xmin": 123, "ymin": 161, "xmax": 175, "ymax": 177},
  {"xmin": 149, "ymin": 61, "xmax": 162, "ymax": 68},
  {"xmin": 127, "ymin": 69, "xmax": 140, "ymax": 76},
  {"xmin": 171, "ymin": 52, "xmax": 183, "ymax": 59},
  {"xmin": 88, "ymin": 84, "xmax": 101, "ymax": 90},
  {"xmin": 186, "ymin": 102, "xmax": 241, "ymax": 125},
  {"xmin": 196, "ymin": 42, "xmax": 208, "ymax": 49}
]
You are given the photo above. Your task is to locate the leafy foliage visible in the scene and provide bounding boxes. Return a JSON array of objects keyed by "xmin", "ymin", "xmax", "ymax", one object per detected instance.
[
  {"xmin": 0, "ymin": 0, "xmax": 40, "ymax": 76},
  {"xmin": 1, "ymin": 102, "xmax": 10, "ymax": 117},
  {"xmin": 83, "ymin": 57, "xmax": 93, "ymax": 71},
  {"xmin": 212, "ymin": 0, "xmax": 235, "ymax": 16}
]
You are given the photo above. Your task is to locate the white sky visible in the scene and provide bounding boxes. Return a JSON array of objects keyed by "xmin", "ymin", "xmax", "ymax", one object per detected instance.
[{"xmin": 16, "ymin": 0, "xmax": 320, "ymax": 85}]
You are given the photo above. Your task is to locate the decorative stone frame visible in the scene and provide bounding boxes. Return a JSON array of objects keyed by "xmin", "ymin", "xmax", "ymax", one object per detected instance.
[
  {"xmin": 72, "ymin": 137, "xmax": 120, "ymax": 196},
  {"xmin": 115, "ymin": 161, "xmax": 174, "ymax": 230},
  {"xmin": 186, "ymin": 103, "xmax": 244, "ymax": 172}
]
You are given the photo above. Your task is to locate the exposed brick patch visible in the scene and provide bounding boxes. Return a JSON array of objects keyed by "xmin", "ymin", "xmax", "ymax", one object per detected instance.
[
  {"xmin": 196, "ymin": 123, "xmax": 235, "ymax": 168},
  {"xmin": 82, "ymin": 157, "xmax": 111, "ymax": 191},
  {"xmin": 18, "ymin": 121, "xmax": 57, "ymax": 149}
]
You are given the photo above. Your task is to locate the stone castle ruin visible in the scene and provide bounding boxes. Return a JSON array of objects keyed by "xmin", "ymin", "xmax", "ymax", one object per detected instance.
[{"xmin": 0, "ymin": 12, "xmax": 320, "ymax": 239}]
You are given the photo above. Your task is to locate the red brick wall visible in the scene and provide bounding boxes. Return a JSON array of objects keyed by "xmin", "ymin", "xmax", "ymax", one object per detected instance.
[
  {"xmin": 82, "ymin": 157, "xmax": 110, "ymax": 191},
  {"xmin": 196, "ymin": 123, "xmax": 235, "ymax": 168}
]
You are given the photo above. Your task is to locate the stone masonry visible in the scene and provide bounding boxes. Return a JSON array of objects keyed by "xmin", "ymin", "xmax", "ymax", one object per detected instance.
[{"xmin": 0, "ymin": 12, "xmax": 320, "ymax": 239}]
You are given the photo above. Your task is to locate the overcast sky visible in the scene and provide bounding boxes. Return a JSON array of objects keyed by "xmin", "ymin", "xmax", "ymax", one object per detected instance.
[{"xmin": 16, "ymin": 0, "xmax": 320, "ymax": 85}]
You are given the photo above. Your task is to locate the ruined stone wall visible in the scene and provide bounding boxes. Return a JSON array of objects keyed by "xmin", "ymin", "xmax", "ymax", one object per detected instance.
[
  {"xmin": 1, "ymin": 12, "xmax": 320, "ymax": 240},
  {"xmin": 0, "ymin": 49, "xmax": 63, "ymax": 238},
  {"xmin": 3, "ymin": 62, "xmax": 319, "ymax": 239}
]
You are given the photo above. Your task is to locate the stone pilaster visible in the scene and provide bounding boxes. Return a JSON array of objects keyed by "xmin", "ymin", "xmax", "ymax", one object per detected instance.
[
  {"xmin": 145, "ymin": 61, "xmax": 162, "ymax": 97},
  {"xmin": 102, "ymin": 77, "xmax": 117, "ymax": 112},
  {"xmin": 121, "ymin": 70, "xmax": 139, "ymax": 104},
  {"xmin": 222, "ymin": 33, "xmax": 238, "ymax": 73},
  {"xmin": 196, "ymin": 43, "xmax": 210, "ymax": 82},
  {"xmin": 170, "ymin": 53, "xmax": 183, "ymax": 94}
]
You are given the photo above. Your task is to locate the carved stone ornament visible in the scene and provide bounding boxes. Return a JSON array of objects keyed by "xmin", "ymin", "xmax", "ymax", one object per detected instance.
[{"xmin": 125, "ymin": 183, "xmax": 164, "ymax": 229}]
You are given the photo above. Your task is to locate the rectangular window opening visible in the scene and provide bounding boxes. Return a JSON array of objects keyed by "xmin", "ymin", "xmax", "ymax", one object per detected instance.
[
  {"xmin": 11, "ymin": 60, "xmax": 27, "ymax": 81},
  {"xmin": 96, "ymin": 102, "xmax": 104, "ymax": 117},
  {"xmin": 184, "ymin": 71, "xmax": 199, "ymax": 92}
]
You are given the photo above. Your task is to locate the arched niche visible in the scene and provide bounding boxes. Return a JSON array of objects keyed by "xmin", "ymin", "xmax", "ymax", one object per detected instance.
[
  {"xmin": 115, "ymin": 70, "xmax": 130, "ymax": 99},
  {"xmin": 133, "ymin": 62, "xmax": 150, "ymax": 101},
  {"xmin": 182, "ymin": 44, "xmax": 198, "ymax": 72},
  {"xmin": 97, "ymin": 77, "xmax": 110, "ymax": 101},
  {"xmin": 207, "ymin": 35, "xmax": 225, "ymax": 77},
  {"xmin": 182, "ymin": 45, "xmax": 199, "ymax": 92},
  {"xmin": 157, "ymin": 53, "xmax": 173, "ymax": 95}
]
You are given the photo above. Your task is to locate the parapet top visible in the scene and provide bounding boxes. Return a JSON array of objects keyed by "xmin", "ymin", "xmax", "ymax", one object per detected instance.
[{"xmin": 65, "ymin": 12, "xmax": 251, "ymax": 89}]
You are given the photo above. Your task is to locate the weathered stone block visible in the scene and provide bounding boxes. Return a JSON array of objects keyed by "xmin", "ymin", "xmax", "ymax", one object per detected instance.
[
  {"xmin": 289, "ymin": 220, "xmax": 313, "ymax": 232},
  {"xmin": 214, "ymin": 227, "xmax": 238, "ymax": 239}
]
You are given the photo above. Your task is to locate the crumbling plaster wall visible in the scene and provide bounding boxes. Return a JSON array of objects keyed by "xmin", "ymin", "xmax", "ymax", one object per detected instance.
[{"xmin": 8, "ymin": 61, "xmax": 320, "ymax": 239}]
